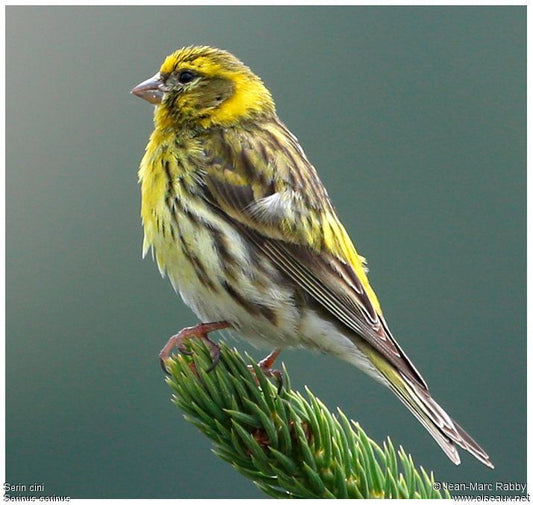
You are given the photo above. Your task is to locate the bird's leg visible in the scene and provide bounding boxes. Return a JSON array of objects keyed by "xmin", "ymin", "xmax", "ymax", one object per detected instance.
[
  {"xmin": 250, "ymin": 348, "xmax": 283, "ymax": 393},
  {"xmin": 159, "ymin": 321, "xmax": 230, "ymax": 373},
  {"xmin": 258, "ymin": 348, "xmax": 281, "ymax": 370}
]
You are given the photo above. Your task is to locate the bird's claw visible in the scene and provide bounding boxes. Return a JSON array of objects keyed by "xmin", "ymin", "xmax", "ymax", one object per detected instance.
[
  {"xmin": 249, "ymin": 348, "xmax": 283, "ymax": 393},
  {"xmin": 159, "ymin": 321, "xmax": 230, "ymax": 374}
]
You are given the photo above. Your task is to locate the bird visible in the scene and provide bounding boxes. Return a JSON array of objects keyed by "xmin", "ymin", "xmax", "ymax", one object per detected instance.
[{"xmin": 131, "ymin": 45, "xmax": 493, "ymax": 468}]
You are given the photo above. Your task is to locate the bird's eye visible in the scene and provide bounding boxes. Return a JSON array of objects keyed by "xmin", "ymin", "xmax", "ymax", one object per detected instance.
[{"xmin": 177, "ymin": 70, "xmax": 196, "ymax": 84}]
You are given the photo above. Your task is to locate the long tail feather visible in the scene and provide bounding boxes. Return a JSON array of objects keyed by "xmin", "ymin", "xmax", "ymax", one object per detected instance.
[{"xmin": 388, "ymin": 371, "xmax": 494, "ymax": 468}]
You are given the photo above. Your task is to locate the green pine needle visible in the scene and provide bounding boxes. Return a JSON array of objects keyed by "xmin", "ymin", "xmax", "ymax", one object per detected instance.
[{"xmin": 165, "ymin": 340, "xmax": 451, "ymax": 499}]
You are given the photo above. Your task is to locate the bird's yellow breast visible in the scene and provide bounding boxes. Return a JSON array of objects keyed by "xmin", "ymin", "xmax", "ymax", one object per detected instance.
[{"xmin": 137, "ymin": 125, "xmax": 197, "ymax": 268}]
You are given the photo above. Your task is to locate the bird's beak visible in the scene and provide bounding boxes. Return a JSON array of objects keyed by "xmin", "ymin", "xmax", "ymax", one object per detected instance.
[{"xmin": 131, "ymin": 72, "xmax": 165, "ymax": 104}]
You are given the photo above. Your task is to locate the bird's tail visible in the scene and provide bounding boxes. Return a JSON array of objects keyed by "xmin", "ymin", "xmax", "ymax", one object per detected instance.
[{"xmin": 384, "ymin": 368, "xmax": 494, "ymax": 468}]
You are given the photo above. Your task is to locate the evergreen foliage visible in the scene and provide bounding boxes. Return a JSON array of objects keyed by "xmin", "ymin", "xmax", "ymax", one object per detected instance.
[{"xmin": 165, "ymin": 340, "xmax": 451, "ymax": 499}]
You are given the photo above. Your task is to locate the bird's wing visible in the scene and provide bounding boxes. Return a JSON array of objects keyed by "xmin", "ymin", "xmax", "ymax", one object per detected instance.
[{"xmin": 200, "ymin": 120, "xmax": 427, "ymax": 389}]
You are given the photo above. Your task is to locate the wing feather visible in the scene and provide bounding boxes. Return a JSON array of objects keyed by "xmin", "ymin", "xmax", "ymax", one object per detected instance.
[{"xmin": 200, "ymin": 120, "xmax": 428, "ymax": 389}]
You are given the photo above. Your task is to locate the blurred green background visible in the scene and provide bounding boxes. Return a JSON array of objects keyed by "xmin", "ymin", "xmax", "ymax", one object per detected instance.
[{"xmin": 6, "ymin": 6, "xmax": 525, "ymax": 499}]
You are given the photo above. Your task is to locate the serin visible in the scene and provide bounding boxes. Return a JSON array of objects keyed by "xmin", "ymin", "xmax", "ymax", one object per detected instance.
[{"xmin": 132, "ymin": 46, "xmax": 493, "ymax": 468}]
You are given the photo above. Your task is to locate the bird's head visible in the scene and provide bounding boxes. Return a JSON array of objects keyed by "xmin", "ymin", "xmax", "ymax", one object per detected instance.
[{"xmin": 132, "ymin": 46, "xmax": 275, "ymax": 129}]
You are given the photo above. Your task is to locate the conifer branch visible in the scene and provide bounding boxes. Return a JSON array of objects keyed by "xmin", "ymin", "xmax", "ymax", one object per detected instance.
[{"xmin": 165, "ymin": 340, "xmax": 451, "ymax": 499}]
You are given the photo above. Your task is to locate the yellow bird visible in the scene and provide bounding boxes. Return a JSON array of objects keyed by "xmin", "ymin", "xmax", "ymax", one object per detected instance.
[{"xmin": 132, "ymin": 46, "xmax": 493, "ymax": 468}]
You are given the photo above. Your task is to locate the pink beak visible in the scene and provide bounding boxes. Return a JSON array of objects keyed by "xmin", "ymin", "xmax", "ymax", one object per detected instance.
[{"xmin": 131, "ymin": 73, "xmax": 164, "ymax": 105}]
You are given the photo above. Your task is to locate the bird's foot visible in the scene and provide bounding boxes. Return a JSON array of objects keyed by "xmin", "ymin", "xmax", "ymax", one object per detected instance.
[
  {"xmin": 159, "ymin": 321, "xmax": 230, "ymax": 374},
  {"xmin": 249, "ymin": 348, "xmax": 283, "ymax": 393}
]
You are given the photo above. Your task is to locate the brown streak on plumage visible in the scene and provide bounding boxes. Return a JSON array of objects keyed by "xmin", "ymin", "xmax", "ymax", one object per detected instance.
[
  {"xmin": 176, "ymin": 227, "xmax": 217, "ymax": 291},
  {"xmin": 221, "ymin": 280, "xmax": 277, "ymax": 325}
]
